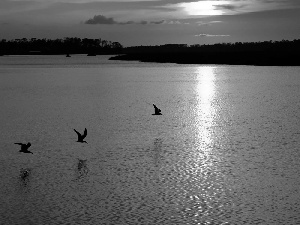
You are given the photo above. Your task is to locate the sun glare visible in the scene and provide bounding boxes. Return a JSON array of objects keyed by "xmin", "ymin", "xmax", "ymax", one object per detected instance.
[
  {"xmin": 180, "ymin": 1, "xmax": 230, "ymax": 16},
  {"xmin": 195, "ymin": 66, "xmax": 216, "ymax": 148},
  {"xmin": 189, "ymin": 66, "xmax": 219, "ymax": 176}
]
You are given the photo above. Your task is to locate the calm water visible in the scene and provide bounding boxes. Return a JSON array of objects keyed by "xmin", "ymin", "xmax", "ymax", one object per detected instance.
[{"xmin": 0, "ymin": 55, "xmax": 300, "ymax": 224}]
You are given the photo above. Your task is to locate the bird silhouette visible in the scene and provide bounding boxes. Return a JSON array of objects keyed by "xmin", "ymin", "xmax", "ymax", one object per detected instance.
[
  {"xmin": 15, "ymin": 142, "xmax": 33, "ymax": 154},
  {"xmin": 74, "ymin": 128, "xmax": 88, "ymax": 143},
  {"xmin": 152, "ymin": 104, "xmax": 162, "ymax": 115}
]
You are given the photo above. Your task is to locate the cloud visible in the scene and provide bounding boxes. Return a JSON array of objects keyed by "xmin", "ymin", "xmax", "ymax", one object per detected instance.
[
  {"xmin": 150, "ymin": 20, "xmax": 165, "ymax": 24},
  {"xmin": 166, "ymin": 1, "xmax": 230, "ymax": 16},
  {"xmin": 160, "ymin": 0, "xmax": 300, "ymax": 17},
  {"xmin": 13, "ymin": 0, "xmax": 160, "ymax": 2},
  {"xmin": 119, "ymin": 20, "xmax": 135, "ymax": 25},
  {"xmin": 85, "ymin": 15, "xmax": 188, "ymax": 25},
  {"xmin": 85, "ymin": 15, "xmax": 158, "ymax": 25},
  {"xmin": 214, "ymin": 4, "xmax": 243, "ymax": 11},
  {"xmin": 196, "ymin": 21, "xmax": 222, "ymax": 26},
  {"xmin": 85, "ymin": 15, "xmax": 116, "ymax": 24},
  {"xmin": 195, "ymin": 34, "xmax": 230, "ymax": 37},
  {"xmin": 167, "ymin": 20, "xmax": 189, "ymax": 25},
  {"xmin": 84, "ymin": 15, "xmax": 143, "ymax": 25},
  {"xmin": 139, "ymin": 20, "xmax": 148, "ymax": 25},
  {"xmin": 145, "ymin": 20, "xmax": 189, "ymax": 25}
]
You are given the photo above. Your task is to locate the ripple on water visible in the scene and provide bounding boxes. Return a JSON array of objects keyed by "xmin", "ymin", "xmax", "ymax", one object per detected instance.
[{"xmin": 1, "ymin": 64, "xmax": 300, "ymax": 224}]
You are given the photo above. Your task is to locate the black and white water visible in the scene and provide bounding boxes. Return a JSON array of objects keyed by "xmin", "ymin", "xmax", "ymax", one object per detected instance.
[{"xmin": 0, "ymin": 55, "xmax": 299, "ymax": 224}]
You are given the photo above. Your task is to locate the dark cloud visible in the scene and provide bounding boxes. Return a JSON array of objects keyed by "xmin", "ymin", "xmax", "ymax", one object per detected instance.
[
  {"xmin": 85, "ymin": 15, "xmax": 188, "ymax": 26},
  {"xmin": 85, "ymin": 15, "xmax": 143, "ymax": 25},
  {"xmin": 150, "ymin": 20, "xmax": 165, "ymax": 24},
  {"xmin": 85, "ymin": 16, "xmax": 168, "ymax": 25},
  {"xmin": 214, "ymin": 4, "xmax": 245, "ymax": 11},
  {"xmin": 85, "ymin": 15, "xmax": 116, "ymax": 24}
]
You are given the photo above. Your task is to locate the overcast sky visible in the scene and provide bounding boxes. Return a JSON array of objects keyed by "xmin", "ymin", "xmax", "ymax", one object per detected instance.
[{"xmin": 1, "ymin": 0, "xmax": 300, "ymax": 46}]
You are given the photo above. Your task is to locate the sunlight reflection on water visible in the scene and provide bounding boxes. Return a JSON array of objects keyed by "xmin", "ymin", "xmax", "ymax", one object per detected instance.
[
  {"xmin": 190, "ymin": 66, "xmax": 228, "ymax": 223},
  {"xmin": 195, "ymin": 66, "xmax": 216, "ymax": 148}
]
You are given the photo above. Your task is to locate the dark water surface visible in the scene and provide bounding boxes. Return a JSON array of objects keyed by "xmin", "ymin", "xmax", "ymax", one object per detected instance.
[{"xmin": 0, "ymin": 55, "xmax": 300, "ymax": 224}]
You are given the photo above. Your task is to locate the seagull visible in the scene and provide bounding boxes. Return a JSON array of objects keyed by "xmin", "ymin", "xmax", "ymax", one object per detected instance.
[
  {"xmin": 74, "ymin": 128, "xmax": 88, "ymax": 143},
  {"xmin": 15, "ymin": 142, "xmax": 33, "ymax": 154},
  {"xmin": 152, "ymin": 104, "xmax": 162, "ymax": 115}
]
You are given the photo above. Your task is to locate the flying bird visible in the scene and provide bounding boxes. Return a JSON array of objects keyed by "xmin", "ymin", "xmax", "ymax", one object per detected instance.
[
  {"xmin": 74, "ymin": 128, "xmax": 88, "ymax": 143},
  {"xmin": 152, "ymin": 104, "xmax": 162, "ymax": 115},
  {"xmin": 15, "ymin": 142, "xmax": 33, "ymax": 154}
]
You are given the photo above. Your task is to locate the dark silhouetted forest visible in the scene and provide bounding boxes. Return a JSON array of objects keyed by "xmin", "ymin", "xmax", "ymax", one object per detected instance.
[
  {"xmin": 0, "ymin": 37, "xmax": 123, "ymax": 55},
  {"xmin": 110, "ymin": 39, "xmax": 300, "ymax": 66},
  {"xmin": 2, "ymin": 38, "xmax": 300, "ymax": 65}
]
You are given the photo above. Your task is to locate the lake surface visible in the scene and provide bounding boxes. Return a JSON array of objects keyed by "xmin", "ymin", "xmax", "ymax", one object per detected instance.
[{"xmin": 0, "ymin": 55, "xmax": 300, "ymax": 224}]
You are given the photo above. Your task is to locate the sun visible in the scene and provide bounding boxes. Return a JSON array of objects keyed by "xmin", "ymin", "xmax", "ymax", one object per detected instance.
[{"xmin": 180, "ymin": 1, "xmax": 230, "ymax": 16}]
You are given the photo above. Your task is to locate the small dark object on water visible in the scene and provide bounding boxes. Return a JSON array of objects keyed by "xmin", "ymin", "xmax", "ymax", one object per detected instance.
[{"xmin": 20, "ymin": 168, "xmax": 30, "ymax": 178}]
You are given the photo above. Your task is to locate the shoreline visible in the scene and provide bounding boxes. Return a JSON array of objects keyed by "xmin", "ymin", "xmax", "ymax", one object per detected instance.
[{"xmin": 109, "ymin": 52, "xmax": 300, "ymax": 66}]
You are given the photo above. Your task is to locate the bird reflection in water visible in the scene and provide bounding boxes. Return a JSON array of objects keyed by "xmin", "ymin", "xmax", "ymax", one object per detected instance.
[
  {"xmin": 153, "ymin": 138, "xmax": 163, "ymax": 151},
  {"xmin": 19, "ymin": 168, "xmax": 31, "ymax": 187},
  {"xmin": 153, "ymin": 138, "xmax": 163, "ymax": 167},
  {"xmin": 151, "ymin": 138, "xmax": 164, "ymax": 193},
  {"xmin": 75, "ymin": 159, "xmax": 89, "ymax": 179}
]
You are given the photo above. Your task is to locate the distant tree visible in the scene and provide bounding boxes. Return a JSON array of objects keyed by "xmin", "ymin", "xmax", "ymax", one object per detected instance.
[{"xmin": 0, "ymin": 37, "xmax": 123, "ymax": 55}]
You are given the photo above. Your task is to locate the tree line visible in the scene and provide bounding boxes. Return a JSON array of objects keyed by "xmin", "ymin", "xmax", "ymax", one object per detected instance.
[
  {"xmin": 121, "ymin": 39, "xmax": 300, "ymax": 53},
  {"xmin": 110, "ymin": 39, "xmax": 300, "ymax": 66},
  {"xmin": 0, "ymin": 37, "xmax": 123, "ymax": 55},
  {"xmin": 2, "ymin": 38, "xmax": 300, "ymax": 65}
]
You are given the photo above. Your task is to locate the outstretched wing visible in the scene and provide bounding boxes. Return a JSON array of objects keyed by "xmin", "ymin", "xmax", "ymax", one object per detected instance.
[
  {"xmin": 82, "ymin": 128, "xmax": 87, "ymax": 139},
  {"xmin": 14, "ymin": 143, "xmax": 23, "ymax": 145},
  {"xmin": 74, "ymin": 129, "xmax": 81, "ymax": 137},
  {"xmin": 153, "ymin": 104, "xmax": 161, "ymax": 114}
]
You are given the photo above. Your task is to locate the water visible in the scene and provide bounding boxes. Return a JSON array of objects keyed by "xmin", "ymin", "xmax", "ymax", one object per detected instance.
[{"xmin": 0, "ymin": 55, "xmax": 300, "ymax": 224}]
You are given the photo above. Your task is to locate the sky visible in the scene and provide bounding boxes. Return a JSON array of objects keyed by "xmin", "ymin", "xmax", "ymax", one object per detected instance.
[{"xmin": 1, "ymin": 0, "xmax": 300, "ymax": 46}]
